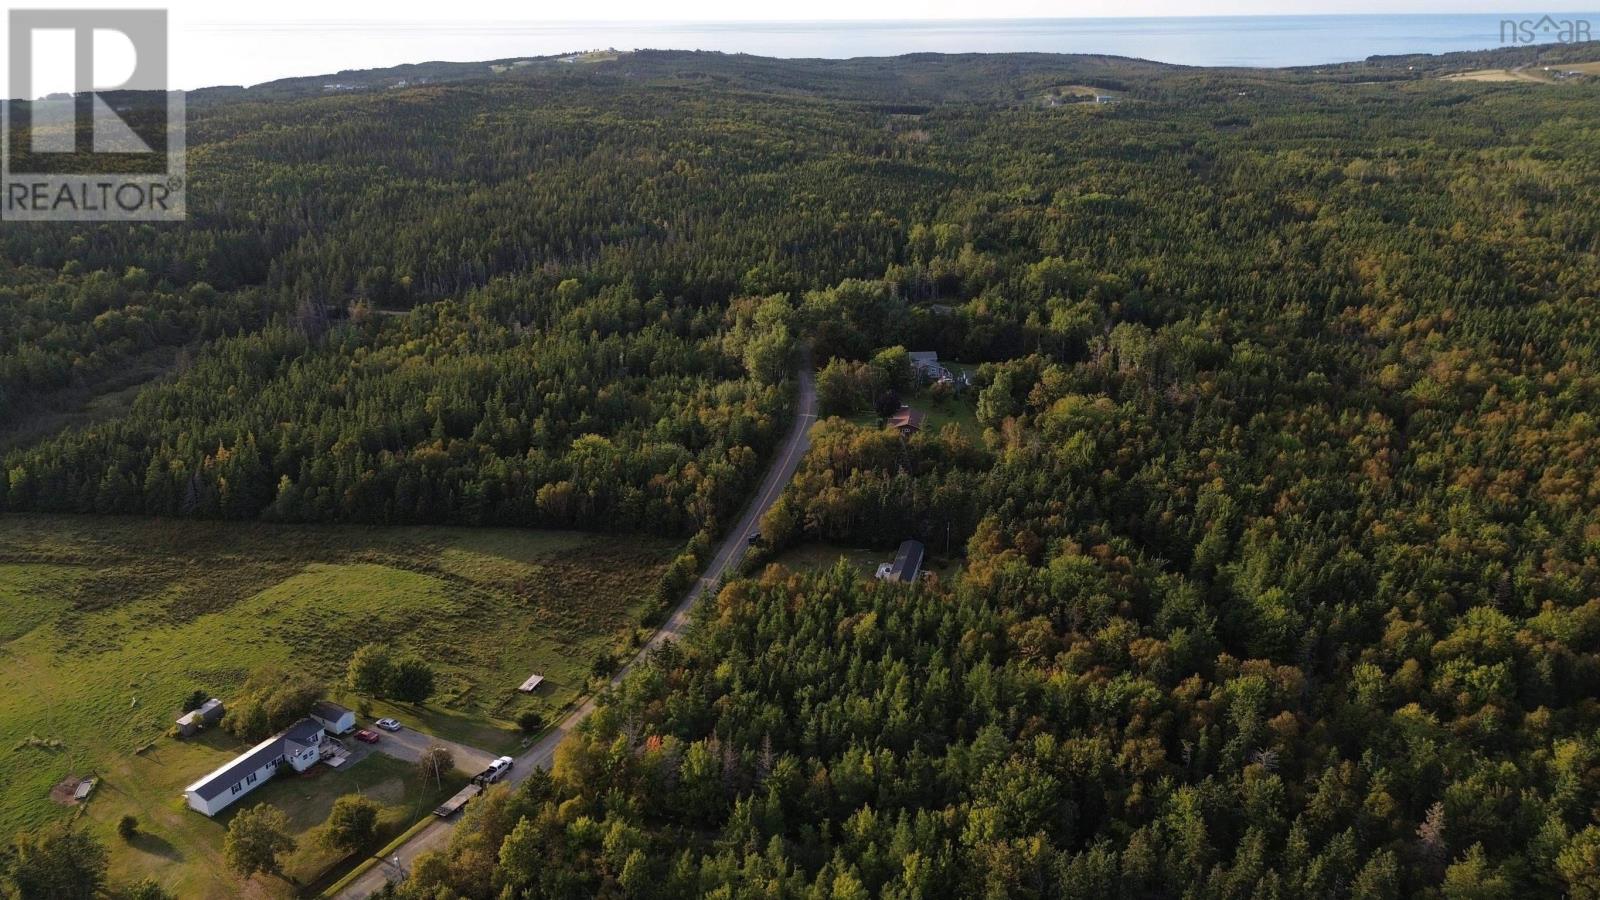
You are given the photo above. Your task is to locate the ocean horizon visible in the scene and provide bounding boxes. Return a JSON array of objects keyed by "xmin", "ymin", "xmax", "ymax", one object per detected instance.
[{"xmin": 161, "ymin": 13, "xmax": 1597, "ymax": 90}]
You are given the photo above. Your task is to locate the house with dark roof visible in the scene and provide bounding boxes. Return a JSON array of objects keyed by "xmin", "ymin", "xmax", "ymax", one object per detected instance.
[
  {"xmin": 310, "ymin": 700, "xmax": 356, "ymax": 735},
  {"xmin": 183, "ymin": 718, "xmax": 326, "ymax": 816},
  {"xmin": 878, "ymin": 540, "xmax": 925, "ymax": 583},
  {"xmin": 886, "ymin": 406, "xmax": 926, "ymax": 437}
]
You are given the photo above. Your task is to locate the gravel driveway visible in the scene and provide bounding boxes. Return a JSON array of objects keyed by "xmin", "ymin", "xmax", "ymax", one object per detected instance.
[{"xmin": 369, "ymin": 723, "xmax": 497, "ymax": 776}]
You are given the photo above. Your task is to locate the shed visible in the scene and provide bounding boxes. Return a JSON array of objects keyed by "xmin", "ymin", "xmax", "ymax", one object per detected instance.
[
  {"xmin": 518, "ymin": 674, "xmax": 545, "ymax": 693},
  {"xmin": 196, "ymin": 697, "xmax": 225, "ymax": 724},
  {"xmin": 175, "ymin": 698, "xmax": 224, "ymax": 737}
]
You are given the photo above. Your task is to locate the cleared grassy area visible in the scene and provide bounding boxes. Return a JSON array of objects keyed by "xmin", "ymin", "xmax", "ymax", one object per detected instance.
[
  {"xmin": 848, "ymin": 363, "xmax": 982, "ymax": 440},
  {"xmin": 88, "ymin": 743, "xmax": 465, "ymax": 898},
  {"xmin": 1448, "ymin": 70, "xmax": 1538, "ymax": 82},
  {"xmin": 1440, "ymin": 67, "xmax": 1554, "ymax": 83},
  {"xmin": 0, "ymin": 514, "xmax": 677, "ymax": 896},
  {"xmin": 1441, "ymin": 63, "xmax": 1599, "ymax": 83}
]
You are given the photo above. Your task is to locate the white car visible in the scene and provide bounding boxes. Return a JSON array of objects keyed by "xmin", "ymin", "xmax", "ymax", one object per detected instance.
[{"xmin": 374, "ymin": 718, "xmax": 402, "ymax": 732}]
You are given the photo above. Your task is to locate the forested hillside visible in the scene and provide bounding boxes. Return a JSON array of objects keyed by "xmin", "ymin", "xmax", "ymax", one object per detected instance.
[{"xmin": 5, "ymin": 45, "xmax": 1600, "ymax": 897}]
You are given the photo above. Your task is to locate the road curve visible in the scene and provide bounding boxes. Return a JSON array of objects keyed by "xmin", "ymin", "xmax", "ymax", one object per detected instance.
[{"xmin": 335, "ymin": 361, "xmax": 817, "ymax": 898}]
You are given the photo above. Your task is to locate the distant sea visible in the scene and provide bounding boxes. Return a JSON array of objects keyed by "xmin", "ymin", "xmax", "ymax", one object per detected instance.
[{"xmin": 175, "ymin": 14, "xmax": 1600, "ymax": 90}]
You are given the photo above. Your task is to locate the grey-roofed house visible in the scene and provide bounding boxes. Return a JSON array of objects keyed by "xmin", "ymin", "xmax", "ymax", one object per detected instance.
[
  {"xmin": 183, "ymin": 718, "xmax": 326, "ymax": 816},
  {"xmin": 310, "ymin": 700, "xmax": 356, "ymax": 735},
  {"xmin": 884, "ymin": 540, "xmax": 925, "ymax": 583}
]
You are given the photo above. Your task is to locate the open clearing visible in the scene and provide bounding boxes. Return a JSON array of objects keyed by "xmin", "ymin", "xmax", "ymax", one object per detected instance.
[
  {"xmin": 1438, "ymin": 65, "xmax": 1597, "ymax": 84},
  {"xmin": 847, "ymin": 361, "xmax": 982, "ymax": 440},
  {"xmin": 1441, "ymin": 68, "xmax": 1552, "ymax": 83},
  {"xmin": 0, "ymin": 514, "xmax": 676, "ymax": 896}
]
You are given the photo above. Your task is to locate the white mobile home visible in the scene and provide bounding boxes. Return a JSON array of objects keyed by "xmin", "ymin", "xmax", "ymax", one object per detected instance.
[{"xmin": 183, "ymin": 718, "xmax": 326, "ymax": 817}]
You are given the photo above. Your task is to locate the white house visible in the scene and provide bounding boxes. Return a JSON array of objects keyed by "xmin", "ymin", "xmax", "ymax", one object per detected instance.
[
  {"xmin": 183, "ymin": 718, "xmax": 326, "ymax": 817},
  {"xmin": 310, "ymin": 700, "xmax": 356, "ymax": 735}
]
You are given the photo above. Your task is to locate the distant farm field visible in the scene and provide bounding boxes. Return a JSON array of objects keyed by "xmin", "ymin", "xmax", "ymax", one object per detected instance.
[{"xmin": 0, "ymin": 514, "xmax": 677, "ymax": 895}]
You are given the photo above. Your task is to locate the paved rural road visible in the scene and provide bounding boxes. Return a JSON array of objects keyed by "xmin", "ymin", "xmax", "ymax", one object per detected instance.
[{"xmin": 336, "ymin": 361, "xmax": 817, "ymax": 898}]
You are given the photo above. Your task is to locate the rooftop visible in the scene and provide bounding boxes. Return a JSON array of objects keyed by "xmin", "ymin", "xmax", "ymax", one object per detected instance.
[
  {"xmin": 887, "ymin": 406, "xmax": 927, "ymax": 431},
  {"xmin": 311, "ymin": 699, "xmax": 351, "ymax": 720},
  {"xmin": 184, "ymin": 718, "xmax": 324, "ymax": 801},
  {"xmin": 889, "ymin": 539, "xmax": 925, "ymax": 582}
]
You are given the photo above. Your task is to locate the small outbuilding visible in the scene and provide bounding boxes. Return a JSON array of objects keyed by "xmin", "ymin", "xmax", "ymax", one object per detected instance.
[
  {"xmin": 518, "ymin": 674, "xmax": 546, "ymax": 693},
  {"xmin": 310, "ymin": 700, "xmax": 357, "ymax": 735},
  {"xmin": 175, "ymin": 697, "xmax": 224, "ymax": 737}
]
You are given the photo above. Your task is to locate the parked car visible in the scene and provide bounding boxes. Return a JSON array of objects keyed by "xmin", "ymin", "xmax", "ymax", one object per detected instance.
[
  {"xmin": 375, "ymin": 718, "xmax": 402, "ymax": 732},
  {"xmin": 354, "ymin": 729, "xmax": 380, "ymax": 744}
]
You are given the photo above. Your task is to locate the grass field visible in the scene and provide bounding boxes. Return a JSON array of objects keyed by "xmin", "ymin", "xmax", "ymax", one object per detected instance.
[
  {"xmin": 0, "ymin": 514, "xmax": 678, "ymax": 896},
  {"xmin": 1438, "ymin": 66, "xmax": 1598, "ymax": 84},
  {"xmin": 1441, "ymin": 68, "xmax": 1553, "ymax": 83}
]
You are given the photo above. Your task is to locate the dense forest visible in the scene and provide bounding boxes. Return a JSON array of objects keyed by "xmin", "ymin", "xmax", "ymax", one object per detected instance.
[{"xmin": 5, "ymin": 42, "xmax": 1600, "ymax": 898}]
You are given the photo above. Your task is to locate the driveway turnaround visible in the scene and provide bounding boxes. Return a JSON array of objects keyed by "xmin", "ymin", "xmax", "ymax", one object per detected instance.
[{"xmin": 370, "ymin": 724, "xmax": 497, "ymax": 776}]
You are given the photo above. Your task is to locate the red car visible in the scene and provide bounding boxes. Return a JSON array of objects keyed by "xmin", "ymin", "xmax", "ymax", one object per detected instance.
[{"xmin": 354, "ymin": 729, "xmax": 380, "ymax": 744}]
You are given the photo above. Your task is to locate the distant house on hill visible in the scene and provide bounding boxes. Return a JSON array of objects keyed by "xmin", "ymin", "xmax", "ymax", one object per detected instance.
[
  {"xmin": 310, "ymin": 700, "xmax": 356, "ymax": 735},
  {"xmin": 183, "ymin": 718, "xmax": 327, "ymax": 817},
  {"xmin": 175, "ymin": 698, "xmax": 224, "ymax": 737},
  {"xmin": 887, "ymin": 406, "xmax": 926, "ymax": 437},
  {"xmin": 877, "ymin": 540, "xmax": 926, "ymax": 583}
]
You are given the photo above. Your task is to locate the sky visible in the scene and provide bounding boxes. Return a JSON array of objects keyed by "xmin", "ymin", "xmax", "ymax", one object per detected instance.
[
  {"xmin": 5, "ymin": 0, "xmax": 1600, "ymax": 22},
  {"xmin": 5, "ymin": 0, "xmax": 1597, "ymax": 96}
]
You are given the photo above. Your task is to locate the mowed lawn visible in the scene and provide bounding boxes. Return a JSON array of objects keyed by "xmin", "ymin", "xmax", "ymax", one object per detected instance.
[{"xmin": 0, "ymin": 514, "xmax": 677, "ymax": 896}]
